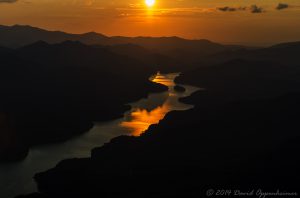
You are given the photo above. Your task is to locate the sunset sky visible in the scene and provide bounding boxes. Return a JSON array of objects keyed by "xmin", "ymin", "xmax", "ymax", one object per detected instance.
[{"xmin": 0, "ymin": 0, "xmax": 300, "ymax": 45}]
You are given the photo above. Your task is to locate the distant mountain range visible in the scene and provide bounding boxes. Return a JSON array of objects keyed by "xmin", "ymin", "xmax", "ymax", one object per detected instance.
[
  {"xmin": 0, "ymin": 25, "xmax": 227, "ymax": 48},
  {"xmin": 0, "ymin": 24, "xmax": 240, "ymax": 58},
  {"xmin": 1, "ymin": 24, "xmax": 300, "ymax": 68},
  {"xmin": 203, "ymin": 41, "xmax": 300, "ymax": 66}
]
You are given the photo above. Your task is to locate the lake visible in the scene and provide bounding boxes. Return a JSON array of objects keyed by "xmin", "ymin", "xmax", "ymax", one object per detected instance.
[{"xmin": 0, "ymin": 72, "xmax": 199, "ymax": 198}]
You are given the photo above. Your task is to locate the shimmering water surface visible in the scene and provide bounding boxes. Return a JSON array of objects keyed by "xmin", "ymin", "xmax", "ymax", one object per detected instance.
[{"xmin": 0, "ymin": 72, "xmax": 199, "ymax": 198}]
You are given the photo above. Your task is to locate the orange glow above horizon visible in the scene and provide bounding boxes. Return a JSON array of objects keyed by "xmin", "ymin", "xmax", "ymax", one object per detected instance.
[{"xmin": 0, "ymin": 0, "xmax": 299, "ymax": 44}]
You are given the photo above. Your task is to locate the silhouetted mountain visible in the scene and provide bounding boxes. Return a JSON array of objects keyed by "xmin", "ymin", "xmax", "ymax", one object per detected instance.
[
  {"xmin": 0, "ymin": 46, "xmax": 11, "ymax": 53},
  {"xmin": 95, "ymin": 44, "xmax": 185, "ymax": 72},
  {"xmin": 110, "ymin": 36, "xmax": 228, "ymax": 54},
  {"xmin": 0, "ymin": 25, "xmax": 73, "ymax": 48},
  {"xmin": 0, "ymin": 25, "xmax": 242, "ymax": 61},
  {"xmin": 20, "ymin": 91, "xmax": 300, "ymax": 198},
  {"xmin": 174, "ymin": 85, "xmax": 186, "ymax": 93},
  {"xmin": 0, "ymin": 41, "xmax": 167, "ymax": 161},
  {"xmin": 18, "ymin": 60, "xmax": 300, "ymax": 198},
  {"xmin": 4, "ymin": 25, "xmax": 300, "ymax": 70},
  {"xmin": 177, "ymin": 59, "xmax": 300, "ymax": 104},
  {"xmin": 0, "ymin": 25, "xmax": 107, "ymax": 48},
  {"xmin": 203, "ymin": 41, "xmax": 300, "ymax": 66},
  {"xmin": 17, "ymin": 40, "xmax": 151, "ymax": 74},
  {"xmin": 270, "ymin": 41, "xmax": 300, "ymax": 49}
]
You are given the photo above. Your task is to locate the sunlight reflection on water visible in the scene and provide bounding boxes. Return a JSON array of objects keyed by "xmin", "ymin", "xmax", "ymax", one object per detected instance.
[
  {"xmin": 121, "ymin": 103, "xmax": 171, "ymax": 136},
  {"xmin": 120, "ymin": 72, "xmax": 198, "ymax": 136}
]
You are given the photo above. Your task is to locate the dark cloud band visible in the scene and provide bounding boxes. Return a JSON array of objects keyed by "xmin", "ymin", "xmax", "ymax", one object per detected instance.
[
  {"xmin": 250, "ymin": 5, "xmax": 263, "ymax": 13},
  {"xmin": 217, "ymin": 5, "xmax": 263, "ymax": 14},
  {"xmin": 218, "ymin": 7, "xmax": 237, "ymax": 12},
  {"xmin": 0, "ymin": 0, "xmax": 18, "ymax": 3},
  {"xmin": 276, "ymin": 3, "xmax": 289, "ymax": 10}
]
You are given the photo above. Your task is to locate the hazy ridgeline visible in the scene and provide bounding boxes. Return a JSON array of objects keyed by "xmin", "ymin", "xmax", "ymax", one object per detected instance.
[{"xmin": 0, "ymin": 25, "xmax": 299, "ymax": 197}]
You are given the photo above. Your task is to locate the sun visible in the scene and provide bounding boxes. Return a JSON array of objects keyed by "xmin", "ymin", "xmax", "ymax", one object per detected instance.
[{"xmin": 145, "ymin": 0, "xmax": 155, "ymax": 7}]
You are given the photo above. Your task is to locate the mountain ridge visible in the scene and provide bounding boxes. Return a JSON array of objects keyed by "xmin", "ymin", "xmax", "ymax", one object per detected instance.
[
  {"xmin": 0, "ymin": 24, "xmax": 238, "ymax": 52},
  {"xmin": 0, "ymin": 40, "xmax": 167, "ymax": 162}
]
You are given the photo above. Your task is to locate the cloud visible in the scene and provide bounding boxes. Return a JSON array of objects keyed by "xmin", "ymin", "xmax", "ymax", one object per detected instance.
[
  {"xmin": 217, "ymin": 5, "xmax": 263, "ymax": 14},
  {"xmin": 276, "ymin": 3, "xmax": 289, "ymax": 10},
  {"xmin": 217, "ymin": 7, "xmax": 237, "ymax": 12},
  {"xmin": 217, "ymin": 6, "xmax": 247, "ymax": 12},
  {"xmin": 0, "ymin": 0, "xmax": 17, "ymax": 3},
  {"xmin": 250, "ymin": 5, "xmax": 263, "ymax": 13}
]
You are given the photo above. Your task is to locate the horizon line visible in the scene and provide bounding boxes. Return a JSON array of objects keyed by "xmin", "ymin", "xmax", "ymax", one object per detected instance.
[{"xmin": 1, "ymin": 23, "xmax": 300, "ymax": 47}]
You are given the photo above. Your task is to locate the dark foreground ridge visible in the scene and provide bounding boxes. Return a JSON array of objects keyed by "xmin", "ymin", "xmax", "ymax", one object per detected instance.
[
  {"xmin": 174, "ymin": 85, "xmax": 186, "ymax": 93},
  {"xmin": 0, "ymin": 41, "xmax": 167, "ymax": 162},
  {"xmin": 19, "ymin": 59, "xmax": 300, "ymax": 197},
  {"xmin": 18, "ymin": 92, "xmax": 300, "ymax": 198}
]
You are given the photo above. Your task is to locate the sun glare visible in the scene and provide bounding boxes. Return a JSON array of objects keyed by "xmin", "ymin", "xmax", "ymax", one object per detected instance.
[{"xmin": 145, "ymin": 0, "xmax": 155, "ymax": 7}]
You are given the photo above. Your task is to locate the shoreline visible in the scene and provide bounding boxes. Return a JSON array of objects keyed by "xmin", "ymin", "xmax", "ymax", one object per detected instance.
[{"xmin": 0, "ymin": 72, "xmax": 196, "ymax": 198}]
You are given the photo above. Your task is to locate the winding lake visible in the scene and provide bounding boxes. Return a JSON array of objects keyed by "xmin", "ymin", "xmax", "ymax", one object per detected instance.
[{"xmin": 0, "ymin": 72, "xmax": 199, "ymax": 198}]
